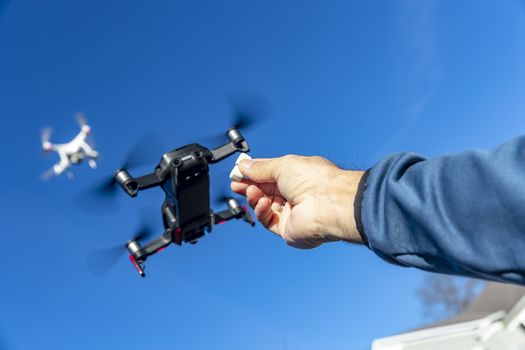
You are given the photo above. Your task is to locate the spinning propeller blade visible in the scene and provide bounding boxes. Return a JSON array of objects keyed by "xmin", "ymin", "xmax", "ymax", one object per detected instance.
[
  {"xmin": 86, "ymin": 210, "xmax": 157, "ymax": 275},
  {"xmin": 104, "ymin": 131, "xmax": 164, "ymax": 193},
  {"xmin": 86, "ymin": 244, "xmax": 126, "ymax": 276},
  {"xmin": 131, "ymin": 225, "xmax": 155, "ymax": 243},
  {"xmin": 75, "ymin": 112, "xmax": 87, "ymax": 127},
  {"xmin": 41, "ymin": 127, "xmax": 52, "ymax": 144},
  {"xmin": 120, "ymin": 132, "xmax": 164, "ymax": 170},
  {"xmin": 40, "ymin": 167, "xmax": 56, "ymax": 181},
  {"xmin": 201, "ymin": 91, "xmax": 269, "ymax": 146},
  {"xmin": 229, "ymin": 91, "xmax": 268, "ymax": 130},
  {"xmin": 75, "ymin": 112, "xmax": 98, "ymax": 149},
  {"xmin": 92, "ymin": 176, "xmax": 118, "ymax": 198},
  {"xmin": 82, "ymin": 131, "xmax": 165, "ymax": 200}
]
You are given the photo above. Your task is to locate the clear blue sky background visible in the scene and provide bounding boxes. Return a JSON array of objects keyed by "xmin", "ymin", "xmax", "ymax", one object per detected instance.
[{"xmin": 1, "ymin": 1, "xmax": 525, "ymax": 349}]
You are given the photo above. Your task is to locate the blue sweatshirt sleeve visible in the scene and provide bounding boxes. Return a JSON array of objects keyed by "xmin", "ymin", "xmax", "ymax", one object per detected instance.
[{"xmin": 361, "ymin": 136, "xmax": 525, "ymax": 285}]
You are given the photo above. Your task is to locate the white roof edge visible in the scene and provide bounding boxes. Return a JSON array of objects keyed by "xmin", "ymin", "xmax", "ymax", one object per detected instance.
[
  {"xmin": 371, "ymin": 311, "xmax": 505, "ymax": 350},
  {"xmin": 504, "ymin": 294, "xmax": 525, "ymax": 330}
]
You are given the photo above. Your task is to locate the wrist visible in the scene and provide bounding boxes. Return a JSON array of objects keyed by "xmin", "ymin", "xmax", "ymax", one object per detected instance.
[{"xmin": 318, "ymin": 169, "xmax": 365, "ymax": 244}]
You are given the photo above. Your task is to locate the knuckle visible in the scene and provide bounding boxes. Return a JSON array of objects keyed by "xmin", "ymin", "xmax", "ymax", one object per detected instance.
[
  {"xmin": 282, "ymin": 154, "xmax": 299, "ymax": 162},
  {"xmin": 310, "ymin": 155, "xmax": 328, "ymax": 163}
]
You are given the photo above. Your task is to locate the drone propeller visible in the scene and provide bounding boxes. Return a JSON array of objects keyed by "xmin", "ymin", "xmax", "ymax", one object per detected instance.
[
  {"xmin": 75, "ymin": 112, "xmax": 88, "ymax": 127},
  {"xmin": 119, "ymin": 132, "xmax": 164, "ymax": 170},
  {"xmin": 99, "ymin": 131, "xmax": 165, "ymax": 195},
  {"xmin": 77, "ymin": 132, "xmax": 165, "ymax": 212},
  {"xmin": 86, "ymin": 211, "xmax": 156, "ymax": 275},
  {"xmin": 74, "ymin": 112, "xmax": 98, "ymax": 151},
  {"xmin": 229, "ymin": 90, "xmax": 268, "ymax": 128},
  {"xmin": 41, "ymin": 127, "xmax": 52, "ymax": 144},
  {"xmin": 201, "ymin": 91, "xmax": 269, "ymax": 146},
  {"xmin": 230, "ymin": 95, "xmax": 265, "ymax": 130},
  {"xmin": 86, "ymin": 243, "xmax": 126, "ymax": 276},
  {"xmin": 131, "ymin": 225, "xmax": 155, "ymax": 243},
  {"xmin": 91, "ymin": 176, "xmax": 119, "ymax": 198},
  {"xmin": 40, "ymin": 167, "xmax": 56, "ymax": 181}
]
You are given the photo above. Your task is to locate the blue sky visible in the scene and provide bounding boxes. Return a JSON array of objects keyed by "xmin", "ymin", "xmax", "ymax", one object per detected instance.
[{"xmin": 1, "ymin": 1, "xmax": 525, "ymax": 349}]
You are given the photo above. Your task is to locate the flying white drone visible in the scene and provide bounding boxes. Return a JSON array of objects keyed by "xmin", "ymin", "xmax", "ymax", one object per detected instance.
[{"xmin": 41, "ymin": 113, "xmax": 99, "ymax": 180}]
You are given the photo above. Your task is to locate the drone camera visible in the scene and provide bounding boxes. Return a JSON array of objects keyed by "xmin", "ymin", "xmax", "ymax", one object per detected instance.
[{"xmin": 115, "ymin": 170, "xmax": 139, "ymax": 197}]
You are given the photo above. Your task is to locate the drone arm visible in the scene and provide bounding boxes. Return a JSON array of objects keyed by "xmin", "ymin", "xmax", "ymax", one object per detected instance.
[
  {"xmin": 208, "ymin": 128, "xmax": 250, "ymax": 163},
  {"xmin": 57, "ymin": 149, "xmax": 67, "ymax": 162},
  {"xmin": 144, "ymin": 234, "xmax": 172, "ymax": 254},
  {"xmin": 133, "ymin": 233, "xmax": 172, "ymax": 260},
  {"xmin": 136, "ymin": 173, "xmax": 163, "ymax": 191},
  {"xmin": 53, "ymin": 151, "xmax": 70, "ymax": 175},
  {"xmin": 80, "ymin": 141, "xmax": 99, "ymax": 158},
  {"xmin": 213, "ymin": 205, "xmax": 255, "ymax": 227},
  {"xmin": 115, "ymin": 170, "xmax": 164, "ymax": 197}
]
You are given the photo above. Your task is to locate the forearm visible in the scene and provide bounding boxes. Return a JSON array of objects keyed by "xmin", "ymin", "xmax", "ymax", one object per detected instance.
[{"xmin": 360, "ymin": 136, "xmax": 525, "ymax": 284}]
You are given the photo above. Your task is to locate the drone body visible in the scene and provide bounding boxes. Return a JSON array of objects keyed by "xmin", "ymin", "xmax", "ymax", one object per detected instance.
[
  {"xmin": 41, "ymin": 115, "xmax": 99, "ymax": 179},
  {"xmin": 114, "ymin": 127, "xmax": 255, "ymax": 277}
]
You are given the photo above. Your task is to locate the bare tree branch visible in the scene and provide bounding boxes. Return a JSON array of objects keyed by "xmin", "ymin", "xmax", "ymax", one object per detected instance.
[{"xmin": 417, "ymin": 274, "xmax": 485, "ymax": 321}]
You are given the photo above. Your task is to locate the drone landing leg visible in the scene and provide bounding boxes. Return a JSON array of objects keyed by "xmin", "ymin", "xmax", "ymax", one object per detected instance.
[{"xmin": 127, "ymin": 232, "xmax": 172, "ymax": 277}]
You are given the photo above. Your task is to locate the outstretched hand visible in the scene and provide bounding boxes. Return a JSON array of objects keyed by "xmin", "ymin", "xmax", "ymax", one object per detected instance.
[{"xmin": 230, "ymin": 155, "xmax": 365, "ymax": 249}]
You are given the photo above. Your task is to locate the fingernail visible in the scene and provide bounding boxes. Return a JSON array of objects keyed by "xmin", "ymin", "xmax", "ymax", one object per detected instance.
[{"xmin": 239, "ymin": 159, "xmax": 255, "ymax": 169}]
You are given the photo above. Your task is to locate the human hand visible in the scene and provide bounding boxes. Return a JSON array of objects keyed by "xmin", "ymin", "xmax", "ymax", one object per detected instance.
[{"xmin": 230, "ymin": 155, "xmax": 365, "ymax": 249}]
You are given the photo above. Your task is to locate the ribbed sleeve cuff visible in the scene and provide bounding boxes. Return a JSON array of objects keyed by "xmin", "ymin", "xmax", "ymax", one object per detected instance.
[{"xmin": 353, "ymin": 169, "xmax": 370, "ymax": 245}]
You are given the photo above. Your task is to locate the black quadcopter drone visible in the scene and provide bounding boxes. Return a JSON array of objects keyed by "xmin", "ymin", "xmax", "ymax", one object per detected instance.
[
  {"xmin": 108, "ymin": 127, "xmax": 255, "ymax": 277},
  {"xmin": 84, "ymin": 94, "xmax": 267, "ymax": 278}
]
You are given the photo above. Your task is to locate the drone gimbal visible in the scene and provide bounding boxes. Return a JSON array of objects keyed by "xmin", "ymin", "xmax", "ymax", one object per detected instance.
[{"xmin": 114, "ymin": 128, "xmax": 255, "ymax": 277}]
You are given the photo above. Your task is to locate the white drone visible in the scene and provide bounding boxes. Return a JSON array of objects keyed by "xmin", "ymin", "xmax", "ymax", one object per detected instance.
[{"xmin": 41, "ymin": 113, "xmax": 99, "ymax": 180}]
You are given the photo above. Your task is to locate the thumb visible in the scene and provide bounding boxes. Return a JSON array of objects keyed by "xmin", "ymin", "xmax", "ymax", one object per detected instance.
[{"xmin": 238, "ymin": 158, "xmax": 282, "ymax": 183}]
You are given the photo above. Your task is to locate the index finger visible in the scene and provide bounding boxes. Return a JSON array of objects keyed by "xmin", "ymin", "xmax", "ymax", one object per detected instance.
[{"xmin": 230, "ymin": 179, "xmax": 282, "ymax": 198}]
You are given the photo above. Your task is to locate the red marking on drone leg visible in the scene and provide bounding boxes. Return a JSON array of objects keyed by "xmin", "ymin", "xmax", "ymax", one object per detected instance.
[
  {"xmin": 216, "ymin": 220, "xmax": 226, "ymax": 225},
  {"xmin": 173, "ymin": 227, "xmax": 183, "ymax": 245},
  {"xmin": 129, "ymin": 255, "xmax": 144, "ymax": 275},
  {"xmin": 156, "ymin": 247, "xmax": 166, "ymax": 253}
]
